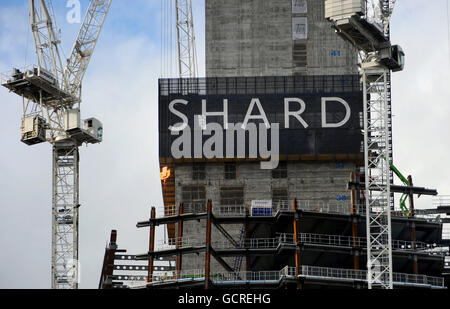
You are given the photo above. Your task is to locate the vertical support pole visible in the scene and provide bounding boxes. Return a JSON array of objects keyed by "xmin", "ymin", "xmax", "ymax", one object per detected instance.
[
  {"xmin": 351, "ymin": 172, "xmax": 360, "ymax": 270},
  {"xmin": 52, "ymin": 144, "xmax": 79, "ymax": 289},
  {"xmin": 407, "ymin": 176, "xmax": 418, "ymax": 274},
  {"xmin": 176, "ymin": 203, "xmax": 184, "ymax": 278},
  {"xmin": 408, "ymin": 176, "xmax": 415, "ymax": 217},
  {"xmin": 204, "ymin": 200, "xmax": 212, "ymax": 289},
  {"xmin": 175, "ymin": 0, "xmax": 198, "ymax": 78},
  {"xmin": 73, "ymin": 147, "xmax": 80, "ymax": 289},
  {"xmin": 411, "ymin": 221, "xmax": 418, "ymax": 275},
  {"xmin": 99, "ymin": 230, "xmax": 118, "ymax": 289},
  {"xmin": 147, "ymin": 207, "xmax": 156, "ymax": 283},
  {"xmin": 52, "ymin": 146, "xmax": 57, "ymax": 289},
  {"xmin": 245, "ymin": 208, "xmax": 250, "ymax": 272},
  {"xmin": 363, "ymin": 68, "xmax": 393, "ymax": 289},
  {"xmin": 293, "ymin": 199, "xmax": 302, "ymax": 289}
]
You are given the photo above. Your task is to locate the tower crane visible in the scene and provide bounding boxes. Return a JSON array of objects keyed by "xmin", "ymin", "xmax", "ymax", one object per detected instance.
[
  {"xmin": 1, "ymin": 0, "xmax": 112, "ymax": 289},
  {"xmin": 175, "ymin": 0, "xmax": 198, "ymax": 78},
  {"xmin": 325, "ymin": 0, "xmax": 404, "ymax": 289}
]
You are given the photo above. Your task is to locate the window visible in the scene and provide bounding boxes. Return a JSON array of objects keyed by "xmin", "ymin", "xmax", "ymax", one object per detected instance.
[
  {"xmin": 272, "ymin": 189, "xmax": 288, "ymax": 208},
  {"xmin": 224, "ymin": 162, "xmax": 237, "ymax": 180},
  {"xmin": 182, "ymin": 186, "xmax": 206, "ymax": 213},
  {"xmin": 220, "ymin": 187, "xmax": 244, "ymax": 206},
  {"xmin": 272, "ymin": 161, "xmax": 288, "ymax": 179},
  {"xmin": 192, "ymin": 163, "xmax": 206, "ymax": 180}
]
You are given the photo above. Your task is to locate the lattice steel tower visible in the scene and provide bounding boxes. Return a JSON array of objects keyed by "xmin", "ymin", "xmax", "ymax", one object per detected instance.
[
  {"xmin": 175, "ymin": 0, "xmax": 198, "ymax": 78},
  {"xmin": 325, "ymin": 0, "xmax": 404, "ymax": 289}
]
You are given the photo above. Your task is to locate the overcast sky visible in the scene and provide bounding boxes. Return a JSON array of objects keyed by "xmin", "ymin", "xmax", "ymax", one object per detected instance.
[{"xmin": 0, "ymin": 0, "xmax": 449, "ymax": 289}]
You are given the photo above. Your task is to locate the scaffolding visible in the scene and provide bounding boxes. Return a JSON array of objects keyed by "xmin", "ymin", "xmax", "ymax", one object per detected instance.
[{"xmin": 100, "ymin": 197, "xmax": 449, "ymax": 289}]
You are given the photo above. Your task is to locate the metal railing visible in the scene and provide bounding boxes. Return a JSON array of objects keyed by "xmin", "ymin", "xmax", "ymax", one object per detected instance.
[
  {"xmin": 0, "ymin": 66, "xmax": 36, "ymax": 85},
  {"xmin": 142, "ymin": 265, "xmax": 445, "ymax": 288},
  {"xmin": 433, "ymin": 196, "xmax": 450, "ymax": 208},
  {"xmin": 159, "ymin": 75, "xmax": 362, "ymax": 97},
  {"xmin": 213, "ymin": 270, "xmax": 281, "ymax": 284},
  {"xmin": 302, "ymin": 265, "xmax": 366, "ymax": 281},
  {"xmin": 162, "ymin": 203, "xmax": 207, "ymax": 217},
  {"xmin": 158, "ymin": 237, "xmax": 204, "ymax": 250},
  {"xmin": 300, "ymin": 265, "xmax": 445, "ymax": 288},
  {"xmin": 295, "ymin": 233, "xmax": 439, "ymax": 253},
  {"xmin": 275, "ymin": 200, "xmax": 359, "ymax": 215},
  {"xmin": 158, "ymin": 233, "xmax": 442, "ymax": 256},
  {"xmin": 161, "ymin": 202, "xmax": 446, "ymax": 224},
  {"xmin": 0, "ymin": 65, "xmax": 59, "ymax": 87},
  {"xmin": 215, "ymin": 205, "xmax": 247, "ymax": 217},
  {"xmin": 147, "ymin": 269, "xmax": 205, "ymax": 284},
  {"xmin": 213, "ymin": 237, "xmax": 287, "ymax": 250},
  {"xmin": 162, "ymin": 205, "xmax": 177, "ymax": 217}
]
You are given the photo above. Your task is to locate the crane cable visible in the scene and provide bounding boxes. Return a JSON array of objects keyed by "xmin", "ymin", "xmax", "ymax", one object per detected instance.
[
  {"xmin": 447, "ymin": 0, "xmax": 450, "ymax": 66},
  {"xmin": 161, "ymin": 0, "xmax": 175, "ymax": 78}
]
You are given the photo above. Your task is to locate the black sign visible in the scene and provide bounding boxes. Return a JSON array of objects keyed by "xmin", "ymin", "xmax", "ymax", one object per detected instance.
[{"xmin": 159, "ymin": 76, "xmax": 363, "ymax": 160}]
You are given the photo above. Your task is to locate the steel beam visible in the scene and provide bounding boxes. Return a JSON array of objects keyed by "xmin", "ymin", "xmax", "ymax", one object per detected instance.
[
  {"xmin": 245, "ymin": 208, "xmax": 250, "ymax": 272},
  {"xmin": 293, "ymin": 199, "xmax": 302, "ymax": 289},
  {"xmin": 98, "ymin": 230, "xmax": 117, "ymax": 289},
  {"xmin": 176, "ymin": 204, "xmax": 184, "ymax": 278},
  {"xmin": 351, "ymin": 172, "xmax": 360, "ymax": 270},
  {"xmin": 348, "ymin": 182, "xmax": 437, "ymax": 196},
  {"xmin": 204, "ymin": 200, "xmax": 212, "ymax": 289},
  {"xmin": 147, "ymin": 207, "xmax": 156, "ymax": 283}
]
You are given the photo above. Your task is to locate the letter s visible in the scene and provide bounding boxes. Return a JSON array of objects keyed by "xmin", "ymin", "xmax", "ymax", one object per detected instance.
[{"xmin": 169, "ymin": 99, "xmax": 189, "ymax": 132}]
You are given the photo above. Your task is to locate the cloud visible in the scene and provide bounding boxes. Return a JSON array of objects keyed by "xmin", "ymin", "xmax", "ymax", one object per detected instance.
[{"xmin": 390, "ymin": 0, "xmax": 450, "ymax": 208}]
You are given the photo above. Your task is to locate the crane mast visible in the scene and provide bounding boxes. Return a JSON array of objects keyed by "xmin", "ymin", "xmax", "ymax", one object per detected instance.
[
  {"xmin": 1, "ymin": 0, "xmax": 112, "ymax": 289},
  {"xmin": 325, "ymin": 0, "xmax": 403, "ymax": 289},
  {"xmin": 175, "ymin": 0, "xmax": 198, "ymax": 78}
]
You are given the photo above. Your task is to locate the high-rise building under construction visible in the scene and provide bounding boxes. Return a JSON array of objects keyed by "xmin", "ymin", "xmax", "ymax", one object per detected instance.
[
  {"xmin": 161, "ymin": 0, "xmax": 362, "ymax": 273},
  {"xmin": 99, "ymin": 0, "xmax": 449, "ymax": 289}
]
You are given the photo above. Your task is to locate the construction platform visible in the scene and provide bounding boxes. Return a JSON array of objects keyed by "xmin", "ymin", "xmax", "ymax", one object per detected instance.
[{"xmin": 99, "ymin": 199, "xmax": 450, "ymax": 289}]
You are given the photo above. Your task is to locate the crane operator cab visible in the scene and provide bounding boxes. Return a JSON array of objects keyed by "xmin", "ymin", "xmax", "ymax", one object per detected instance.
[
  {"xmin": 380, "ymin": 44, "xmax": 405, "ymax": 72},
  {"xmin": 63, "ymin": 109, "xmax": 103, "ymax": 144},
  {"xmin": 84, "ymin": 118, "xmax": 103, "ymax": 143}
]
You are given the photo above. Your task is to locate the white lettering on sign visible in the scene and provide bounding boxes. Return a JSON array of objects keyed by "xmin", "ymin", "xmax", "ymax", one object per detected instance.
[
  {"xmin": 284, "ymin": 98, "xmax": 309, "ymax": 129},
  {"xmin": 321, "ymin": 97, "xmax": 351, "ymax": 128},
  {"xmin": 242, "ymin": 98, "xmax": 271, "ymax": 130},
  {"xmin": 167, "ymin": 96, "xmax": 353, "ymax": 169},
  {"xmin": 168, "ymin": 99, "xmax": 189, "ymax": 132},
  {"xmin": 168, "ymin": 97, "xmax": 352, "ymax": 131},
  {"xmin": 202, "ymin": 99, "xmax": 228, "ymax": 129}
]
